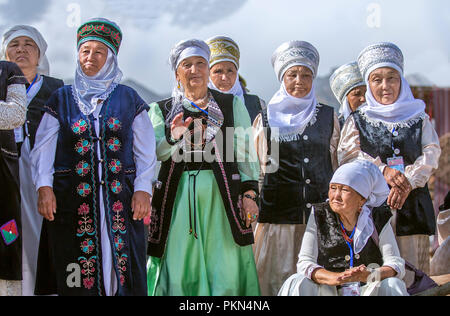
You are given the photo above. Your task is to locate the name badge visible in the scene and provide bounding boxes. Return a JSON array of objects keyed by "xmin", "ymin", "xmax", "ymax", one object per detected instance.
[
  {"xmin": 341, "ymin": 282, "xmax": 361, "ymax": 296},
  {"xmin": 387, "ymin": 156, "xmax": 405, "ymax": 173}
]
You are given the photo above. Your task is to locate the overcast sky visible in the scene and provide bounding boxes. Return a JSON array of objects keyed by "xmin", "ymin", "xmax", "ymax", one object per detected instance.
[{"xmin": 1, "ymin": 0, "xmax": 449, "ymax": 101}]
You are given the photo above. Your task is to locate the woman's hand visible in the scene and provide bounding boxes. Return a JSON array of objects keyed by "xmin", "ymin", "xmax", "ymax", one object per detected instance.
[
  {"xmin": 131, "ymin": 191, "xmax": 152, "ymax": 221},
  {"xmin": 241, "ymin": 190, "xmax": 259, "ymax": 228},
  {"xmin": 387, "ymin": 186, "xmax": 411, "ymax": 210},
  {"xmin": 170, "ymin": 112, "xmax": 193, "ymax": 141},
  {"xmin": 383, "ymin": 167, "xmax": 411, "ymax": 193},
  {"xmin": 337, "ymin": 265, "xmax": 371, "ymax": 284},
  {"xmin": 38, "ymin": 186, "xmax": 57, "ymax": 221}
]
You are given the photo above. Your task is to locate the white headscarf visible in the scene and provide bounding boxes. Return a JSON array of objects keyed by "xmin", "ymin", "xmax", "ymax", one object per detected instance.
[
  {"xmin": 330, "ymin": 160, "xmax": 390, "ymax": 254},
  {"xmin": 360, "ymin": 71, "xmax": 426, "ymax": 129},
  {"xmin": 73, "ymin": 47, "xmax": 123, "ymax": 116},
  {"xmin": 1, "ymin": 25, "xmax": 50, "ymax": 76},
  {"xmin": 267, "ymin": 80, "xmax": 318, "ymax": 143}
]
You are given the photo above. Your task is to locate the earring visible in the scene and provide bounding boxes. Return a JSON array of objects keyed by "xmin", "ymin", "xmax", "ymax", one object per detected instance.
[{"xmin": 177, "ymin": 81, "xmax": 181, "ymax": 90}]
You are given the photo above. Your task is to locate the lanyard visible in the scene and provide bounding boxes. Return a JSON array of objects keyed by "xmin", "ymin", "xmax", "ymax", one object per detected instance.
[
  {"xmin": 190, "ymin": 101, "xmax": 209, "ymax": 116},
  {"xmin": 391, "ymin": 127, "xmax": 397, "ymax": 157},
  {"xmin": 26, "ymin": 74, "xmax": 38, "ymax": 94},
  {"xmin": 340, "ymin": 221, "xmax": 357, "ymax": 268}
]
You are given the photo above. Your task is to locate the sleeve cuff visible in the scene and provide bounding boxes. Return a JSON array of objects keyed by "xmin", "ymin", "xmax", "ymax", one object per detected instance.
[{"xmin": 36, "ymin": 177, "xmax": 54, "ymax": 192}]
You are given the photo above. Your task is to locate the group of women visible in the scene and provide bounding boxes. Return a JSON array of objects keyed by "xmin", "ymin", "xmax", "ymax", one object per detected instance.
[{"xmin": 0, "ymin": 17, "xmax": 441, "ymax": 296}]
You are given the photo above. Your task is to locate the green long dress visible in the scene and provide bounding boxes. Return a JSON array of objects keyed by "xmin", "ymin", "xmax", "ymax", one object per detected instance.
[{"xmin": 147, "ymin": 95, "xmax": 261, "ymax": 296}]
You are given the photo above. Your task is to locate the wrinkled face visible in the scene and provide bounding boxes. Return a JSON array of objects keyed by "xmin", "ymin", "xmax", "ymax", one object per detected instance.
[
  {"xmin": 78, "ymin": 41, "xmax": 109, "ymax": 77},
  {"xmin": 176, "ymin": 56, "xmax": 209, "ymax": 91},
  {"xmin": 328, "ymin": 183, "xmax": 366, "ymax": 215},
  {"xmin": 346, "ymin": 85, "xmax": 367, "ymax": 112},
  {"xmin": 6, "ymin": 36, "xmax": 40, "ymax": 72},
  {"xmin": 283, "ymin": 65, "xmax": 313, "ymax": 98},
  {"xmin": 368, "ymin": 67, "xmax": 401, "ymax": 105},
  {"xmin": 210, "ymin": 61, "xmax": 238, "ymax": 92}
]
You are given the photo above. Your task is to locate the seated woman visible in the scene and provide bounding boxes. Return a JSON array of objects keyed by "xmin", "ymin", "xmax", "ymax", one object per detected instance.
[{"xmin": 279, "ymin": 160, "xmax": 408, "ymax": 296}]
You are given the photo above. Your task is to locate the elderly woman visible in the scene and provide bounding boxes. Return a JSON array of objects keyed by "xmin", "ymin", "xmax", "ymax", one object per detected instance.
[
  {"xmin": 31, "ymin": 18, "xmax": 157, "ymax": 296},
  {"xmin": 252, "ymin": 41, "xmax": 340, "ymax": 296},
  {"xmin": 147, "ymin": 39, "xmax": 260, "ymax": 296},
  {"xmin": 1, "ymin": 25, "xmax": 64, "ymax": 296},
  {"xmin": 329, "ymin": 62, "xmax": 366, "ymax": 128},
  {"xmin": 206, "ymin": 36, "xmax": 264, "ymax": 123},
  {"xmin": 0, "ymin": 61, "xmax": 27, "ymax": 296},
  {"xmin": 279, "ymin": 160, "xmax": 408, "ymax": 296},
  {"xmin": 338, "ymin": 42, "xmax": 441, "ymax": 287}
]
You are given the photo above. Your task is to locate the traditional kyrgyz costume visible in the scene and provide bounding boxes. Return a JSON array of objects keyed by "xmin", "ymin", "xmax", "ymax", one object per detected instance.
[
  {"xmin": 252, "ymin": 41, "xmax": 340, "ymax": 296},
  {"xmin": 0, "ymin": 61, "xmax": 27, "ymax": 295},
  {"xmin": 147, "ymin": 39, "xmax": 260, "ymax": 296},
  {"xmin": 32, "ymin": 18, "xmax": 157, "ymax": 296},
  {"xmin": 1, "ymin": 25, "xmax": 64, "ymax": 295},
  {"xmin": 279, "ymin": 160, "xmax": 408, "ymax": 296},
  {"xmin": 338, "ymin": 42, "xmax": 441, "ymax": 286},
  {"xmin": 329, "ymin": 62, "xmax": 365, "ymax": 128},
  {"xmin": 206, "ymin": 36, "xmax": 264, "ymax": 123}
]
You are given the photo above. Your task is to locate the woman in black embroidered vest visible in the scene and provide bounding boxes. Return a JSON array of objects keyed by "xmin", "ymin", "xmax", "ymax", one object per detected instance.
[
  {"xmin": 147, "ymin": 39, "xmax": 260, "ymax": 296},
  {"xmin": 1, "ymin": 25, "xmax": 64, "ymax": 295},
  {"xmin": 338, "ymin": 43, "xmax": 441, "ymax": 287},
  {"xmin": 206, "ymin": 36, "xmax": 265, "ymax": 124},
  {"xmin": 329, "ymin": 62, "xmax": 366, "ymax": 129},
  {"xmin": 252, "ymin": 41, "xmax": 340, "ymax": 296},
  {"xmin": 0, "ymin": 61, "xmax": 27, "ymax": 296},
  {"xmin": 31, "ymin": 18, "xmax": 157, "ymax": 296},
  {"xmin": 279, "ymin": 160, "xmax": 408, "ymax": 296}
]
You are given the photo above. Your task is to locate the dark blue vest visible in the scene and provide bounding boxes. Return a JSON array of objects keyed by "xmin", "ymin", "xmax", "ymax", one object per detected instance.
[
  {"xmin": 35, "ymin": 85, "xmax": 149, "ymax": 296},
  {"xmin": 353, "ymin": 111, "xmax": 436, "ymax": 236},
  {"xmin": 259, "ymin": 105, "xmax": 335, "ymax": 224}
]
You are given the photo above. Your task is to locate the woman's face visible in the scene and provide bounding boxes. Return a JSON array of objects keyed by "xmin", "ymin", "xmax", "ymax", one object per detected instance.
[
  {"xmin": 78, "ymin": 41, "xmax": 109, "ymax": 77},
  {"xmin": 346, "ymin": 85, "xmax": 367, "ymax": 112},
  {"xmin": 328, "ymin": 183, "xmax": 366, "ymax": 215},
  {"xmin": 210, "ymin": 61, "xmax": 238, "ymax": 92},
  {"xmin": 6, "ymin": 36, "xmax": 40, "ymax": 73},
  {"xmin": 283, "ymin": 66, "xmax": 313, "ymax": 98},
  {"xmin": 176, "ymin": 56, "xmax": 209, "ymax": 92},
  {"xmin": 368, "ymin": 67, "xmax": 401, "ymax": 105}
]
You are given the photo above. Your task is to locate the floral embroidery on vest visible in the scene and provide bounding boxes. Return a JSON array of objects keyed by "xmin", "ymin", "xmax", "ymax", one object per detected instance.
[
  {"xmin": 72, "ymin": 119, "xmax": 88, "ymax": 135},
  {"xmin": 110, "ymin": 180, "xmax": 123, "ymax": 194},
  {"xmin": 107, "ymin": 117, "xmax": 122, "ymax": 132},
  {"xmin": 75, "ymin": 139, "xmax": 91, "ymax": 156},
  {"xmin": 112, "ymin": 201, "xmax": 126, "ymax": 233},
  {"xmin": 77, "ymin": 183, "xmax": 92, "ymax": 197},
  {"xmin": 78, "ymin": 256, "xmax": 97, "ymax": 290},
  {"xmin": 116, "ymin": 254, "xmax": 128, "ymax": 286},
  {"xmin": 76, "ymin": 161, "xmax": 90, "ymax": 177},
  {"xmin": 107, "ymin": 137, "xmax": 121, "ymax": 152},
  {"xmin": 77, "ymin": 203, "xmax": 94, "ymax": 237},
  {"xmin": 80, "ymin": 239, "xmax": 95, "ymax": 255},
  {"xmin": 109, "ymin": 159, "xmax": 122, "ymax": 174}
]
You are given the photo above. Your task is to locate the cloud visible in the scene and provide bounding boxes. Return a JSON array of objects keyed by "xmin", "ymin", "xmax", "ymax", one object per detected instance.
[{"xmin": 0, "ymin": 0, "xmax": 51, "ymax": 29}]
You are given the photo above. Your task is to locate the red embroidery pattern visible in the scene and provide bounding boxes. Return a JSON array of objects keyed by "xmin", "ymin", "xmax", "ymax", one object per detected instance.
[
  {"xmin": 72, "ymin": 119, "xmax": 88, "ymax": 135},
  {"xmin": 75, "ymin": 139, "xmax": 91, "ymax": 156},
  {"xmin": 109, "ymin": 159, "xmax": 122, "ymax": 174},
  {"xmin": 107, "ymin": 138, "xmax": 121, "ymax": 152},
  {"xmin": 112, "ymin": 201, "xmax": 126, "ymax": 233},
  {"xmin": 107, "ymin": 117, "xmax": 122, "ymax": 132}
]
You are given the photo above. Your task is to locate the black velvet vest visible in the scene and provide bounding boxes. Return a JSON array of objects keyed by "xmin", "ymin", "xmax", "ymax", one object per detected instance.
[
  {"xmin": 24, "ymin": 75, "xmax": 64, "ymax": 150},
  {"xmin": 353, "ymin": 111, "xmax": 435, "ymax": 236},
  {"xmin": 243, "ymin": 94, "xmax": 262, "ymax": 124},
  {"xmin": 314, "ymin": 202, "xmax": 391, "ymax": 273},
  {"xmin": 147, "ymin": 89, "xmax": 258, "ymax": 258},
  {"xmin": 259, "ymin": 104, "xmax": 335, "ymax": 224}
]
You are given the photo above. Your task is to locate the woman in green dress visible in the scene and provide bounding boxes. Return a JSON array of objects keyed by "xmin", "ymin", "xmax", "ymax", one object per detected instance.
[{"xmin": 147, "ymin": 39, "xmax": 261, "ymax": 296}]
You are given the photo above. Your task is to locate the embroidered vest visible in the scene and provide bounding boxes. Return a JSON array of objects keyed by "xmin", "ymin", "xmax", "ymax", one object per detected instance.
[
  {"xmin": 353, "ymin": 111, "xmax": 435, "ymax": 236},
  {"xmin": 38, "ymin": 84, "xmax": 148, "ymax": 296},
  {"xmin": 148, "ymin": 89, "xmax": 258, "ymax": 258},
  {"xmin": 314, "ymin": 202, "xmax": 391, "ymax": 273},
  {"xmin": 259, "ymin": 104, "xmax": 335, "ymax": 224}
]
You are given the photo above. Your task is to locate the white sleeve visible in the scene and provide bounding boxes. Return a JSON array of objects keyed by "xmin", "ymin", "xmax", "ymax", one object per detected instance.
[
  {"xmin": 379, "ymin": 218, "xmax": 406, "ymax": 279},
  {"xmin": 30, "ymin": 113, "xmax": 59, "ymax": 190},
  {"xmin": 132, "ymin": 110, "xmax": 157, "ymax": 195},
  {"xmin": 0, "ymin": 84, "xmax": 27, "ymax": 130},
  {"xmin": 297, "ymin": 208, "xmax": 324, "ymax": 278}
]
